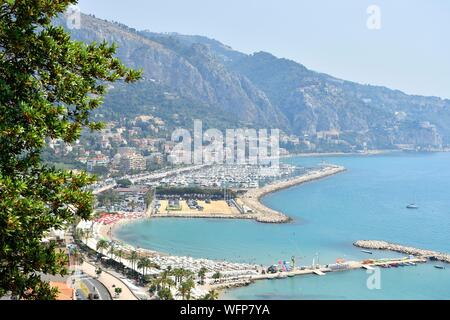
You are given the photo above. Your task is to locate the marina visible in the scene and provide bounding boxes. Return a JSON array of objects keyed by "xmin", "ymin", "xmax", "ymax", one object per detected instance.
[
  {"xmin": 143, "ymin": 164, "xmax": 346, "ymax": 223},
  {"xmin": 114, "ymin": 153, "xmax": 450, "ymax": 299}
]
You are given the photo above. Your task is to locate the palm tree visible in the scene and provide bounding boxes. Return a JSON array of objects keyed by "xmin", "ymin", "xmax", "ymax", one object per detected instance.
[
  {"xmin": 157, "ymin": 287, "xmax": 173, "ymax": 300},
  {"xmin": 137, "ymin": 257, "xmax": 159, "ymax": 277},
  {"xmin": 198, "ymin": 267, "xmax": 207, "ymax": 285},
  {"xmin": 179, "ymin": 278, "xmax": 195, "ymax": 300},
  {"xmin": 71, "ymin": 248, "xmax": 83, "ymax": 266},
  {"xmin": 171, "ymin": 268, "xmax": 183, "ymax": 284},
  {"xmin": 149, "ymin": 277, "xmax": 163, "ymax": 294},
  {"xmin": 184, "ymin": 269, "xmax": 194, "ymax": 278},
  {"xmin": 164, "ymin": 278, "xmax": 176, "ymax": 290},
  {"xmin": 160, "ymin": 269, "xmax": 169, "ymax": 284},
  {"xmin": 201, "ymin": 290, "xmax": 219, "ymax": 300},
  {"xmin": 129, "ymin": 250, "xmax": 139, "ymax": 271},
  {"xmin": 149, "ymin": 260, "xmax": 160, "ymax": 270},
  {"xmin": 172, "ymin": 268, "xmax": 194, "ymax": 285},
  {"xmin": 108, "ymin": 244, "xmax": 115, "ymax": 260},
  {"xmin": 159, "ymin": 270, "xmax": 175, "ymax": 289},
  {"xmin": 137, "ymin": 257, "xmax": 149, "ymax": 276},
  {"xmin": 96, "ymin": 239, "xmax": 108, "ymax": 256},
  {"xmin": 116, "ymin": 249, "xmax": 123, "ymax": 265}
]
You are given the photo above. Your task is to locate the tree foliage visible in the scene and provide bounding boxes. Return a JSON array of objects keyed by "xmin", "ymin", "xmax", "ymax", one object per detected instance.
[
  {"xmin": 116, "ymin": 178, "xmax": 132, "ymax": 188},
  {"xmin": 0, "ymin": 0, "xmax": 141, "ymax": 299}
]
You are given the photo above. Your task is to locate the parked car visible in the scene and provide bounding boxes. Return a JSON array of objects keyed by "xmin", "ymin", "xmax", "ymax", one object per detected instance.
[{"xmin": 88, "ymin": 293, "xmax": 99, "ymax": 300}]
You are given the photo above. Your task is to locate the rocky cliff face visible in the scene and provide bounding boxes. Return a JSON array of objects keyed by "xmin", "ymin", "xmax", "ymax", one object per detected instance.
[
  {"xmin": 66, "ymin": 14, "xmax": 288, "ymax": 131},
  {"xmin": 62, "ymin": 14, "xmax": 450, "ymax": 150}
]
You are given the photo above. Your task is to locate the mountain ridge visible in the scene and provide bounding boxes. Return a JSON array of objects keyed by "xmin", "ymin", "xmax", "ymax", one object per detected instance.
[{"xmin": 60, "ymin": 14, "xmax": 450, "ymax": 151}]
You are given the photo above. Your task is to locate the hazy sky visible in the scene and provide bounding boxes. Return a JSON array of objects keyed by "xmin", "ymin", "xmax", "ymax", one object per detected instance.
[{"xmin": 77, "ymin": 0, "xmax": 450, "ymax": 98}]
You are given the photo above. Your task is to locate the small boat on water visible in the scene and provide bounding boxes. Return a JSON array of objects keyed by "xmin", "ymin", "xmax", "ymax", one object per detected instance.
[
  {"xmin": 406, "ymin": 204, "xmax": 419, "ymax": 209},
  {"xmin": 434, "ymin": 265, "xmax": 445, "ymax": 270},
  {"xmin": 361, "ymin": 250, "xmax": 373, "ymax": 254}
]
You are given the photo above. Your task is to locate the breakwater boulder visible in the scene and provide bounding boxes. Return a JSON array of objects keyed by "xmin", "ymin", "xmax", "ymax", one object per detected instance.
[{"xmin": 354, "ymin": 240, "xmax": 450, "ymax": 264}]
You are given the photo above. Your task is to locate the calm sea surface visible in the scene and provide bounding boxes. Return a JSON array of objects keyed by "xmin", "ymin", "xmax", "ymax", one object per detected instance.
[{"xmin": 114, "ymin": 152, "xmax": 450, "ymax": 299}]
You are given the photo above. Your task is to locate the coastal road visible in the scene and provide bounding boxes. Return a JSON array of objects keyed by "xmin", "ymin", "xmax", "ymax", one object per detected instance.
[
  {"xmin": 79, "ymin": 261, "xmax": 138, "ymax": 300},
  {"xmin": 81, "ymin": 277, "xmax": 111, "ymax": 300},
  {"xmin": 71, "ymin": 272, "xmax": 111, "ymax": 300}
]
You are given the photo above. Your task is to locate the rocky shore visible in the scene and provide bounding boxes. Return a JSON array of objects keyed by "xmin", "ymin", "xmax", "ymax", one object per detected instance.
[
  {"xmin": 207, "ymin": 278, "xmax": 254, "ymax": 292},
  {"xmin": 241, "ymin": 165, "xmax": 346, "ymax": 223},
  {"xmin": 354, "ymin": 240, "xmax": 450, "ymax": 264}
]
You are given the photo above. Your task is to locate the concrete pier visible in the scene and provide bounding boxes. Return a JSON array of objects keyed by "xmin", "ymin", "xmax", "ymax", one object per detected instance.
[{"xmin": 209, "ymin": 256, "xmax": 427, "ymax": 292}]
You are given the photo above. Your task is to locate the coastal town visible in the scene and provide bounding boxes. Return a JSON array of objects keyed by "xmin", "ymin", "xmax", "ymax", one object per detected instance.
[
  {"xmin": 34, "ymin": 155, "xmax": 450, "ymax": 300},
  {"xmin": 34, "ymin": 115, "xmax": 450, "ymax": 300},
  {"xmin": 26, "ymin": 110, "xmax": 449, "ymax": 301},
  {"xmin": 35, "ymin": 156, "xmax": 343, "ymax": 300}
]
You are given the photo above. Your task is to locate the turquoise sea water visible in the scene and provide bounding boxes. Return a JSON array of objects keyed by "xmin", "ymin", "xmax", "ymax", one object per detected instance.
[{"xmin": 114, "ymin": 152, "xmax": 450, "ymax": 299}]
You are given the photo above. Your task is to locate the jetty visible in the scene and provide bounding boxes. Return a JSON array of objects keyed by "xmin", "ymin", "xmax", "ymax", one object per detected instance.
[
  {"xmin": 257, "ymin": 257, "xmax": 427, "ymax": 279},
  {"xmin": 207, "ymin": 256, "xmax": 427, "ymax": 293},
  {"xmin": 354, "ymin": 240, "xmax": 450, "ymax": 264},
  {"xmin": 240, "ymin": 165, "xmax": 346, "ymax": 223}
]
